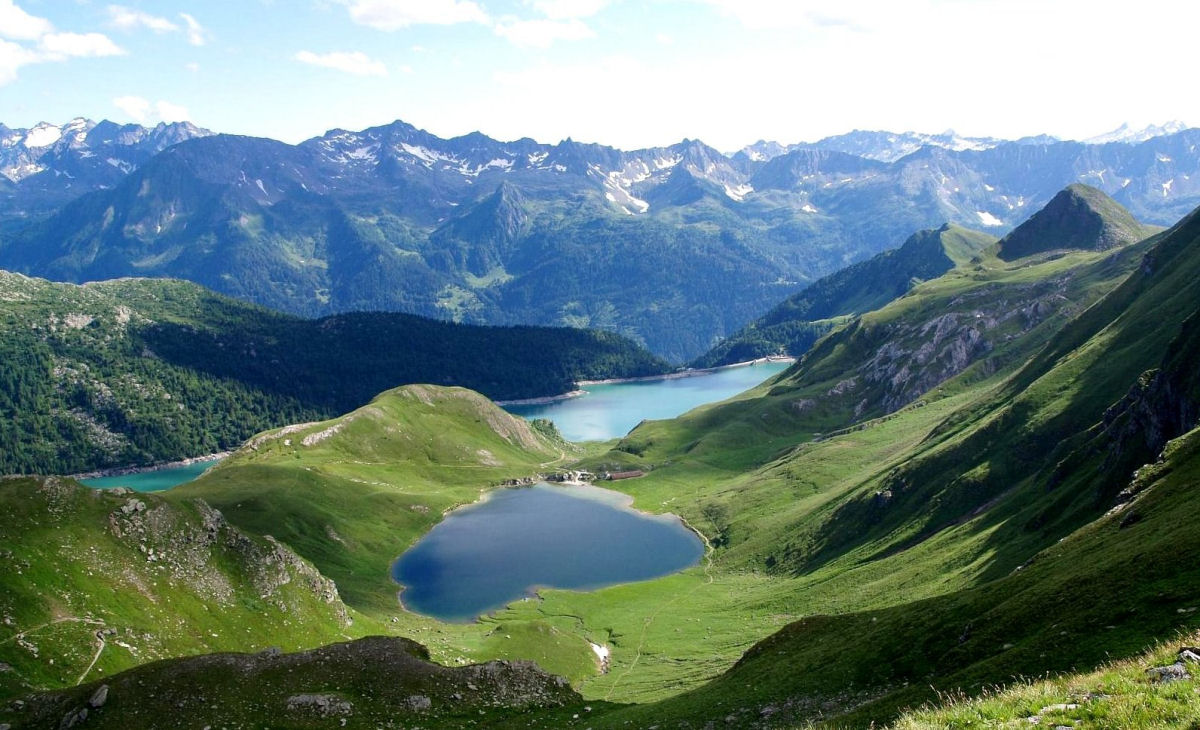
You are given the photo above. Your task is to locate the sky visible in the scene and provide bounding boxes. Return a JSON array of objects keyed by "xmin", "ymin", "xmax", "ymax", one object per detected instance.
[{"xmin": 1, "ymin": 0, "xmax": 1197, "ymax": 151}]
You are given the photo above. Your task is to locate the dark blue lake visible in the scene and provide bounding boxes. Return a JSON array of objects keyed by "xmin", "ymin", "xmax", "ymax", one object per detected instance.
[{"xmin": 392, "ymin": 483, "xmax": 704, "ymax": 622}]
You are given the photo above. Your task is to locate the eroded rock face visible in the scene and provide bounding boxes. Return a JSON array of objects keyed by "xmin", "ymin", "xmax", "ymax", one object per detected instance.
[
  {"xmin": 105, "ymin": 494, "xmax": 350, "ymax": 623},
  {"xmin": 840, "ymin": 278, "xmax": 1071, "ymax": 418}
]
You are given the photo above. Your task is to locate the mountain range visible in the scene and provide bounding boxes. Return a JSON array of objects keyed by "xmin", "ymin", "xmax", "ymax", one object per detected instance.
[{"xmin": 0, "ymin": 118, "xmax": 1197, "ymax": 360}]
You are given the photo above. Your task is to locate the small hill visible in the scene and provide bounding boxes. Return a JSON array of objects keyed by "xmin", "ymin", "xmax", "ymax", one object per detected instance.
[
  {"xmin": 694, "ymin": 223, "xmax": 996, "ymax": 367},
  {"xmin": 173, "ymin": 384, "xmax": 564, "ymax": 610},
  {"xmin": 997, "ymin": 183, "xmax": 1156, "ymax": 260},
  {"xmin": 4, "ymin": 637, "xmax": 581, "ymax": 730},
  {"xmin": 0, "ymin": 271, "xmax": 666, "ymax": 475}
]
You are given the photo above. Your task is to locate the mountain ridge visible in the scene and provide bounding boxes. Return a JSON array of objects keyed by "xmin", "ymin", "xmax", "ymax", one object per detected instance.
[{"xmin": 2, "ymin": 117, "xmax": 1198, "ymax": 360}]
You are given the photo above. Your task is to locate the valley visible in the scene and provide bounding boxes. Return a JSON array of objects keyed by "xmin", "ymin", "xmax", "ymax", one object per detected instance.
[{"xmin": 4, "ymin": 168, "xmax": 1199, "ymax": 728}]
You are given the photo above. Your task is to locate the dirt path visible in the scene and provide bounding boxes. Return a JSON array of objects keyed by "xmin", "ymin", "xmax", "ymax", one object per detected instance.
[
  {"xmin": 76, "ymin": 630, "xmax": 107, "ymax": 685},
  {"xmin": 0, "ymin": 617, "xmax": 105, "ymax": 646}
]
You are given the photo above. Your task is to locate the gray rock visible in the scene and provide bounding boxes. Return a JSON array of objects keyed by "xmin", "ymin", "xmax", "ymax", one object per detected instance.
[
  {"xmin": 1178, "ymin": 647, "xmax": 1200, "ymax": 664},
  {"xmin": 1146, "ymin": 662, "xmax": 1190, "ymax": 683},
  {"xmin": 405, "ymin": 695, "xmax": 432, "ymax": 711},
  {"xmin": 285, "ymin": 693, "xmax": 352, "ymax": 717},
  {"xmin": 59, "ymin": 707, "xmax": 87, "ymax": 729},
  {"xmin": 1038, "ymin": 703, "xmax": 1078, "ymax": 713},
  {"xmin": 89, "ymin": 684, "xmax": 109, "ymax": 708}
]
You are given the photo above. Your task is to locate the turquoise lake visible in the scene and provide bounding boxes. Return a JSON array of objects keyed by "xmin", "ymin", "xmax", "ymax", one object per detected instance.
[
  {"xmin": 79, "ymin": 458, "xmax": 221, "ymax": 492},
  {"xmin": 504, "ymin": 360, "xmax": 792, "ymax": 442},
  {"xmin": 392, "ymin": 483, "xmax": 704, "ymax": 622}
]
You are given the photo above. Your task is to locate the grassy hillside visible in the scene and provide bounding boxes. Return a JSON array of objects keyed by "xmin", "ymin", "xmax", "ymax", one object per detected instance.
[
  {"xmin": 0, "ymin": 476, "xmax": 372, "ymax": 702},
  {"xmin": 0, "ymin": 271, "xmax": 666, "ymax": 474},
  {"xmin": 891, "ymin": 631, "xmax": 1200, "ymax": 729},
  {"xmin": 693, "ymin": 223, "xmax": 997, "ymax": 368},
  {"xmin": 564, "ymin": 203, "xmax": 1200, "ymax": 726}
]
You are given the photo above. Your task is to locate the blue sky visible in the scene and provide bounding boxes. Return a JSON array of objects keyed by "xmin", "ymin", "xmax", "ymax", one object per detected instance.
[{"xmin": 1, "ymin": 0, "xmax": 1196, "ymax": 150}]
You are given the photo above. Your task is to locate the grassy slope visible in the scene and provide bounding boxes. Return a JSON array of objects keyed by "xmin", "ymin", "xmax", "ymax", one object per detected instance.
[
  {"xmin": 567, "ymin": 207, "xmax": 1200, "ymax": 726},
  {"xmin": 0, "ymin": 476, "xmax": 377, "ymax": 702},
  {"xmin": 892, "ymin": 629, "xmax": 1200, "ymax": 730}
]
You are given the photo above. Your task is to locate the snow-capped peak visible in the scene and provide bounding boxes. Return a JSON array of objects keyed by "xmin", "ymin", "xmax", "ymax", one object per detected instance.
[
  {"xmin": 1082, "ymin": 121, "xmax": 1189, "ymax": 145},
  {"xmin": 23, "ymin": 122, "xmax": 63, "ymax": 149}
]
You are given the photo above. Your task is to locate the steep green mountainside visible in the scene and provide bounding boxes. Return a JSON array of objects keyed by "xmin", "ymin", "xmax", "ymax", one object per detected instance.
[
  {"xmin": 573, "ymin": 200, "xmax": 1200, "ymax": 726},
  {"xmin": 693, "ymin": 223, "xmax": 997, "ymax": 367},
  {"xmin": 998, "ymin": 183, "xmax": 1159, "ymax": 260},
  {"xmin": 0, "ymin": 476, "xmax": 368, "ymax": 703},
  {"xmin": 0, "ymin": 271, "xmax": 665, "ymax": 474}
]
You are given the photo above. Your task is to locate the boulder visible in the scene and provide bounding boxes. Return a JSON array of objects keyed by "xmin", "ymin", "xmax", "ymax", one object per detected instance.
[
  {"xmin": 1146, "ymin": 662, "xmax": 1190, "ymax": 683},
  {"xmin": 88, "ymin": 684, "xmax": 109, "ymax": 708}
]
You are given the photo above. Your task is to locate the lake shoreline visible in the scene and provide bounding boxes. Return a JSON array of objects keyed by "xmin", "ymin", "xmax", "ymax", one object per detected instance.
[
  {"xmin": 577, "ymin": 355, "xmax": 795, "ymax": 387},
  {"xmin": 70, "ymin": 451, "xmax": 230, "ymax": 481},
  {"xmin": 495, "ymin": 355, "xmax": 795, "ymax": 406},
  {"xmin": 391, "ymin": 478, "xmax": 704, "ymax": 623}
]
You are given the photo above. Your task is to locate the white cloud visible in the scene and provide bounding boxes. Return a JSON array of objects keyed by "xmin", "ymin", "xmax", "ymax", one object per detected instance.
[
  {"xmin": 185, "ymin": 61, "xmax": 199, "ymax": 72},
  {"xmin": 155, "ymin": 100, "xmax": 191, "ymax": 122},
  {"xmin": 527, "ymin": 0, "xmax": 608, "ymax": 20},
  {"xmin": 113, "ymin": 95, "xmax": 152, "ymax": 121},
  {"xmin": 494, "ymin": 17, "xmax": 593, "ymax": 48},
  {"xmin": 342, "ymin": 0, "xmax": 488, "ymax": 30},
  {"xmin": 294, "ymin": 50, "xmax": 387, "ymax": 76},
  {"xmin": 179, "ymin": 13, "xmax": 208, "ymax": 46},
  {"xmin": 691, "ymin": 0, "xmax": 910, "ymax": 32},
  {"xmin": 113, "ymin": 95, "xmax": 191, "ymax": 124},
  {"xmin": 0, "ymin": 0, "xmax": 53, "ymax": 41},
  {"xmin": 40, "ymin": 32, "xmax": 125, "ymax": 59},
  {"xmin": 0, "ymin": 37, "xmax": 37, "ymax": 84},
  {"xmin": 107, "ymin": 5, "xmax": 178, "ymax": 33}
]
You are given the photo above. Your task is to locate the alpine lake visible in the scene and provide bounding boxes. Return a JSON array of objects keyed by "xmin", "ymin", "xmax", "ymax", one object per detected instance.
[{"xmin": 80, "ymin": 362, "xmax": 789, "ymax": 621}]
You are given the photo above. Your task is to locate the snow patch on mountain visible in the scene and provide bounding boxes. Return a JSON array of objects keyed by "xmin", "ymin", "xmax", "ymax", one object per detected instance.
[
  {"xmin": 1083, "ymin": 121, "xmax": 1188, "ymax": 146},
  {"xmin": 976, "ymin": 211, "xmax": 1003, "ymax": 227},
  {"xmin": 23, "ymin": 123, "xmax": 63, "ymax": 148}
]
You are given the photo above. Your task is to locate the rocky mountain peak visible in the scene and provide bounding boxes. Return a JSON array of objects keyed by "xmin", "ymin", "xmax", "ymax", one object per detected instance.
[{"xmin": 997, "ymin": 183, "xmax": 1154, "ymax": 260}]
